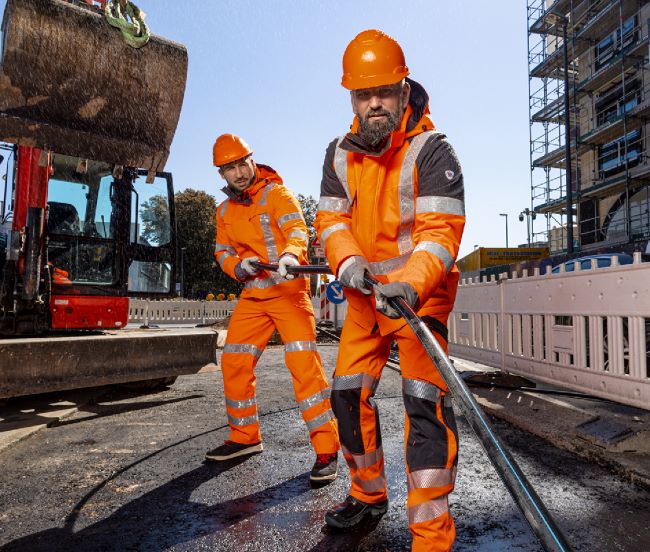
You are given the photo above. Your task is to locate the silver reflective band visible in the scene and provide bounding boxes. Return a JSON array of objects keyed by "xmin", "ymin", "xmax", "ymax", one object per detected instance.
[
  {"xmin": 369, "ymin": 253, "xmax": 410, "ymax": 275},
  {"xmin": 228, "ymin": 413, "xmax": 259, "ymax": 427},
  {"xmin": 342, "ymin": 446, "xmax": 384, "ymax": 470},
  {"xmin": 318, "ymin": 196, "xmax": 351, "ymax": 213},
  {"xmin": 259, "ymin": 213, "xmax": 279, "ymax": 263},
  {"xmin": 223, "ymin": 343, "xmax": 263, "ymax": 359},
  {"xmin": 402, "ymin": 378, "xmax": 441, "ymax": 402},
  {"xmin": 288, "ymin": 230, "xmax": 308, "ymax": 242},
  {"xmin": 332, "ymin": 373, "xmax": 378, "ymax": 392},
  {"xmin": 259, "ymin": 183, "xmax": 275, "ymax": 206},
  {"xmin": 416, "ymin": 196, "xmax": 465, "ymax": 216},
  {"xmin": 244, "ymin": 276, "xmax": 283, "ymax": 290},
  {"xmin": 408, "ymin": 496, "xmax": 449, "ymax": 525},
  {"xmin": 278, "ymin": 212, "xmax": 303, "ymax": 226},
  {"xmin": 285, "ymin": 341, "xmax": 318, "ymax": 353},
  {"xmin": 219, "ymin": 200, "xmax": 229, "ymax": 218},
  {"xmin": 321, "ymin": 222, "xmax": 350, "ymax": 243},
  {"xmin": 414, "ymin": 241, "xmax": 454, "ymax": 272},
  {"xmin": 214, "ymin": 242, "xmax": 236, "ymax": 254},
  {"xmin": 334, "ymin": 137, "xmax": 352, "ymax": 202},
  {"xmin": 299, "ymin": 388, "xmax": 331, "ymax": 412},
  {"xmin": 217, "ymin": 251, "xmax": 235, "ymax": 268},
  {"xmin": 352, "ymin": 472, "xmax": 387, "ymax": 493},
  {"xmin": 225, "ymin": 396, "xmax": 256, "ymax": 410},
  {"xmin": 407, "ymin": 467, "xmax": 456, "ymax": 490},
  {"xmin": 305, "ymin": 409, "xmax": 335, "ymax": 432}
]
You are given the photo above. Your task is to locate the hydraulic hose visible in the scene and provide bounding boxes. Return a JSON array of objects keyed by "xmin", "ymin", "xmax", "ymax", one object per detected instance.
[{"xmin": 254, "ymin": 261, "xmax": 573, "ymax": 552}]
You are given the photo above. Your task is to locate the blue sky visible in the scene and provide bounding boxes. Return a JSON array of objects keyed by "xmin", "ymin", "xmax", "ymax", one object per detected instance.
[{"xmin": 2, "ymin": 0, "xmax": 532, "ymax": 258}]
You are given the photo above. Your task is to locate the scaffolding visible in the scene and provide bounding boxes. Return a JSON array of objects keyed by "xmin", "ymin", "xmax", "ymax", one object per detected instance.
[{"xmin": 527, "ymin": 0, "xmax": 650, "ymax": 253}]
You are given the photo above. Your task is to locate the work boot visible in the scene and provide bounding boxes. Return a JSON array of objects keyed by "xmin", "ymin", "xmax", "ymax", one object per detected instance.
[
  {"xmin": 310, "ymin": 453, "xmax": 338, "ymax": 483},
  {"xmin": 205, "ymin": 440, "xmax": 262, "ymax": 461},
  {"xmin": 325, "ymin": 495, "xmax": 388, "ymax": 529}
]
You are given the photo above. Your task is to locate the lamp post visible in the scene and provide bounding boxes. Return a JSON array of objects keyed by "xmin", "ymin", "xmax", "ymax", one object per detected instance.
[
  {"xmin": 519, "ymin": 208, "xmax": 537, "ymax": 246},
  {"xmin": 499, "ymin": 213, "xmax": 509, "ymax": 248}
]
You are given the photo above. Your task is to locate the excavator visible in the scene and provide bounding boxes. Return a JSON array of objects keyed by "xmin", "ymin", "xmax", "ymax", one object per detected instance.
[
  {"xmin": 0, "ymin": 0, "xmax": 216, "ymax": 397},
  {"xmin": 0, "ymin": 0, "xmax": 187, "ymax": 335}
]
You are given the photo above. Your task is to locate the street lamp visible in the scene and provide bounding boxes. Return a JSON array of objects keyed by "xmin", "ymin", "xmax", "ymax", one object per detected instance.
[
  {"xmin": 519, "ymin": 208, "xmax": 537, "ymax": 246},
  {"xmin": 499, "ymin": 213, "xmax": 509, "ymax": 248}
]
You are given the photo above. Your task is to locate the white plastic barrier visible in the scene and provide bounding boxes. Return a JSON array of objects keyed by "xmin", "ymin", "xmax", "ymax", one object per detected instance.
[
  {"xmin": 128, "ymin": 300, "xmax": 237, "ymax": 326},
  {"xmin": 449, "ymin": 253, "xmax": 650, "ymax": 409}
]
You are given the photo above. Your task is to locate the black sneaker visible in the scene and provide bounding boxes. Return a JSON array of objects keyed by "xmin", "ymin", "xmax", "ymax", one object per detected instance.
[
  {"xmin": 205, "ymin": 440, "xmax": 263, "ymax": 461},
  {"xmin": 325, "ymin": 495, "xmax": 388, "ymax": 528},
  {"xmin": 310, "ymin": 453, "xmax": 338, "ymax": 482}
]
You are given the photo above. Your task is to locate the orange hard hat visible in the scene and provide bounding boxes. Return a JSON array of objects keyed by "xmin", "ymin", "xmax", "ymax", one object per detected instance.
[
  {"xmin": 341, "ymin": 29, "xmax": 409, "ymax": 90},
  {"xmin": 213, "ymin": 134, "xmax": 253, "ymax": 167}
]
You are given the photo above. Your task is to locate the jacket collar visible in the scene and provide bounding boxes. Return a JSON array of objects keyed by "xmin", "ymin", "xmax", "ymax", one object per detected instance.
[{"xmin": 221, "ymin": 164, "xmax": 283, "ymax": 205}]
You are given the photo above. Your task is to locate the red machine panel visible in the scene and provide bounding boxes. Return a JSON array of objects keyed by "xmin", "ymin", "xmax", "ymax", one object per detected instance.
[{"xmin": 49, "ymin": 296, "xmax": 129, "ymax": 330}]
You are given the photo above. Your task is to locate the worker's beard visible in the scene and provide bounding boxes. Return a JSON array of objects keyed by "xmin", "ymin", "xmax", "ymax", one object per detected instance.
[{"xmin": 357, "ymin": 99, "xmax": 404, "ymax": 149}]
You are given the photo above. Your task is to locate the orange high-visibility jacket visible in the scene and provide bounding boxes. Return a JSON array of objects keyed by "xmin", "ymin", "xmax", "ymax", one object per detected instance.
[
  {"xmin": 314, "ymin": 80, "xmax": 465, "ymax": 334},
  {"xmin": 215, "ymin": 164, "xmax": 309, "ymax": 299}
]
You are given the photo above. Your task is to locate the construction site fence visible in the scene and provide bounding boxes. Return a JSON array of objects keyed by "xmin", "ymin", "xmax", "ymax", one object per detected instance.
[{"xmin": 449, "ymin": 253, "xmax": 650, "ymax": 410}]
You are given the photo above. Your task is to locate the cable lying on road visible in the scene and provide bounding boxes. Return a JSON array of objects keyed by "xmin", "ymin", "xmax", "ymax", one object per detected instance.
[{"xmin": 256, "ymin": 261, "xmax": 573, "ymax": 552}]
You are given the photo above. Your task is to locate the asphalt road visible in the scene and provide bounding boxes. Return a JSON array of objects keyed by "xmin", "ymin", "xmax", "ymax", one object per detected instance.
[{"xmin": 0, "ymin": 344, "xmax": 649, "ymax": 551}]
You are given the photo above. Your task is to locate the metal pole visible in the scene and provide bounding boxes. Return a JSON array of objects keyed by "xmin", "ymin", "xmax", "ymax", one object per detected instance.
[
  {"xmin": 563, "ymin": 21, "xmax": 574, "ymax": 253},
  {"xmin": 500, "ymin": 213, "xmax": 509, "ymax": 247}
]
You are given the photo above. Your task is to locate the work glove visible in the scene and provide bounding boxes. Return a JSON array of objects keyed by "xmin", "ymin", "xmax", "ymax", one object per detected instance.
[
  {"xmin": 278, "ymin": 253, "xmax": 300, "ymax": 280},
  {"xmin": 234, "ymin": 256, "xmax": 260, "ymax": 281},
  {"xmin": 375, "ymin": 282, "xmax": 419, "ymax": 319},
  {"xmin": 338, "ymin": 256, "xmax": 372, "ymax": 295}
]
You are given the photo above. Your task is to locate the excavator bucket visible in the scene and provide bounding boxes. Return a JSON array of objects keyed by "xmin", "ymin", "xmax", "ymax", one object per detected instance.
[{"xmin": 0, "ymin": 0, "xmax": 187, "ymax": 172}]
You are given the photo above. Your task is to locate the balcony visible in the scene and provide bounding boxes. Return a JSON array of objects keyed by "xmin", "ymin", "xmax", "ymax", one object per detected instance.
[{"xmin": 578, "ymin": 38, "xmax": 647, "ymax": 93}]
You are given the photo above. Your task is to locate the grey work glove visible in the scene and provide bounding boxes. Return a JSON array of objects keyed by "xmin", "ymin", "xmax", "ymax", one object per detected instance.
[
  {"xmin": 338, "ymin": 256, "xmax": 372, "ymax": 295},
  {"xmin": 375, "ymin": 282, "xmax": 419, "ymax": 319},
  {"xmin": 234, "ymin": 256, "xmax": 260, "ymax": 281},
  {"xmin": 278, "ymin": 253, "xmax": 300, "ymax": 279}
]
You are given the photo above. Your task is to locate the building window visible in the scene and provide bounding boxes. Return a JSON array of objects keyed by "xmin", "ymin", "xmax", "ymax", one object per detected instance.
[
  {"xmin": 595, "ymin": 16, "xmax": 638, "ymax": 70},
  {"xmin": 598, "ymin": 129, "xmax": 642, "ymax": 177},
  {"xmin": 605, "ymin": 186, "xmax": 650, "ymax": 242},
  {"xmin": 595, "ymin": 79, "xmax": 640, "ymax": 127}
]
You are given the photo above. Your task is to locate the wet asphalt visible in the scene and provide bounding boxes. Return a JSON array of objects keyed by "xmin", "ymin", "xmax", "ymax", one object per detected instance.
[{"xmin": 0, "ymin": 344, "xmax": 649, "ymax": 551}]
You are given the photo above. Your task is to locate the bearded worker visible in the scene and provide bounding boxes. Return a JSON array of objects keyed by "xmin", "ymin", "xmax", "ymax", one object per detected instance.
[
  {"xmin": 209, "ymin": 134, "xmax": 339, "ymax": 484},
  {"xmin": 314, "ymin": 30, "xmax": 466, "ymax": 551}
]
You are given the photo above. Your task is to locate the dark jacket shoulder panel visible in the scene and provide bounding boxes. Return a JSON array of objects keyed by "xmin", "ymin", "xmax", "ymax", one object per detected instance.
[
  {"xmin": 320, "ymin": 138, "xmax": 347, "ymax": 198},
  {"xmin": 415, "ymin": 133, "xmax": 464, "ymax": 201}
]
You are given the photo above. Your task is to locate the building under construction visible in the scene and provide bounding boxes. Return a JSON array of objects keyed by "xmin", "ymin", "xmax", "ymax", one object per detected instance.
[{"xmin": 528, "ymin": 0, "xmax": 650, "ymax": 254}]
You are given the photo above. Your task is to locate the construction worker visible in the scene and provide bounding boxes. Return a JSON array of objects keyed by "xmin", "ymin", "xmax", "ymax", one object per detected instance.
[
  {"xmin": 208, "ymin": 134, "xmax": 340, "ymax": 484},
  {"xmin": 314, "ymin": 30, "xmax": 465, "ymax": 551}
]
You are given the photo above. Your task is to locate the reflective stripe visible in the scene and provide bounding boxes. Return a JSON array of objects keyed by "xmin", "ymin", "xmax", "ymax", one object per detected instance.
[
  {"xmin": 288, "ymin": 229, "xmax": 308, "ymax": 242},
  {"xmin": 278, "ymin": 212, "xmax": 303, "ymax": 226},
  {"xmin": 219, "ymin": 200, "xmax": 229, "ymax": 218},
  {"xmin": 305, "ymin": 409, "xmax": 335, "ymax": 432},
  {"xmin": 223, "ymin": 343, "xmax": 263, "ymax": 359},
  {"xmin": 244, "ymin": 277, "xmax": 284, "ymax": 290},
  {"xmin": 259, "ymin": 213, "xmax": 279, "ymax": 263},
  {"xmin": 259, "ymin": 183, "xmax": 275, "ymax": 206},
  {"xmin": 416, "ymin": 196, "xmax": 465, "ymax": 216},
  {"xmin": 217, "ymin": 250, "xmax": 235, "ymax": 268},
  {"xmin": 285, "ymin": 340, "xmax": 318, "ymax": 353},
  {"xmin": 228, "ymin": 413, "xmax": 259, "ymax": 427},
  {"xmin": 396, "ymin": 131, "xmax": 436, "ymax": 255},
  {"xmin": 318, "ymin": 196, "xmax": 350, "ymax": 213},
  {"xmin": 413, "ymin": 241, "xmax": 454, "ymax": 272},
  {"xmin": 332, "ymin": 373, "xmax": 378, "ymax": 392},
  {"xmin": 408, "ymin": 496, "xmax": 449, "ymax": 525},
  {"xmin": 214, "ymin": 242, "xmax": 236, "ymax": 254},
  {"xmin": 352, "ymin": 472, "xmax": 387, "ymax": 493},
  {"xmin": 369, "ymin": 253, "xmax": 410, "ymax": 275},
  {"xmin": 321, "ymin": 222, "xmax": 350, "ymax": 243},
  {"xmin": 298, "ymin": 388, "xmax": 331, "ymax": 412},
  {"xmin": 334, "ymin": 137, "xmax": 352, "ymax": 202},
  {"xmin": 407, "ymin": 467, "xmax": 456, "ymax": 490},
  {"xmin": 402, "ymin": 377, "xmax": 441, "ymax": 402},
  {"xmin": 342, "ymin": 446, "xmax": 384, "ymax": 470},
  {"xmin": 225, "ymin": 396, "xmax": 256, "ymax": 410}
]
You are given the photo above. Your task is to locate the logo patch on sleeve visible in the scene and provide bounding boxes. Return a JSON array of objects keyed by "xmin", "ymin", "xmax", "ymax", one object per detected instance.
[{"xmin": 445, "ymin": 170, "xmax": 455, "ymax": 180}]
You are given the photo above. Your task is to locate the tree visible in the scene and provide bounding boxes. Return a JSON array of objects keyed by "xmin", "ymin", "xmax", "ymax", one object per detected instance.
[
  {"xmin": 297, "ymin": 193, "xmax": 317, "ymax": 260},
  {"xmin": 175, "ymin": 189, "xmax": 241, "ymax": 298},
  {"xmin": 139, "ymin": 194, "xmax": 171, "ymax": 246}
]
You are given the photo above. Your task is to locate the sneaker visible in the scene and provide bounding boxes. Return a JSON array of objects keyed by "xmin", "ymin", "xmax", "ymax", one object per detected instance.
[
  {"xmin": 205, "ymin": 440, "xmax": 263, "ymax": 461},
  {"xmin": 325, "ymin": 495, "xmax": 388, "ymax": 529},
  {"xmin": 310, "ymin": 453, "xmax": 338, "ymax": 482}
]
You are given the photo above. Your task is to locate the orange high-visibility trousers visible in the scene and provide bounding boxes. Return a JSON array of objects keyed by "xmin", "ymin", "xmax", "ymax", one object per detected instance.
[
  {"xmin": 331, "ymin": 315, "xmax": 458, "ymax": 552},
  {"xmin": 221, "ymin": 289, "xmax": 339, "ymax": 455}
]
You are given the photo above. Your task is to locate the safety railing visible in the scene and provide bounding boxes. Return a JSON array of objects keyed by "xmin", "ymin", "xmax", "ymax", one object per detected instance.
[
  {"xmin": 128, "ymin": 299, "xmax": 237, "ymax": 326},
  {"xmin": 449, "ymin": 253, "xmax": 650, "ymax": 410}
]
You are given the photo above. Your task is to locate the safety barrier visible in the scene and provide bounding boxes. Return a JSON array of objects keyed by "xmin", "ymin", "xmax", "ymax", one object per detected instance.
[
  {"xmin": 449, "ymin": 253, "xmax": 650, "ymax": 409},
  {"xmin": 128, "ymin": 299, "xmax": 237, "ymax": 326}
]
